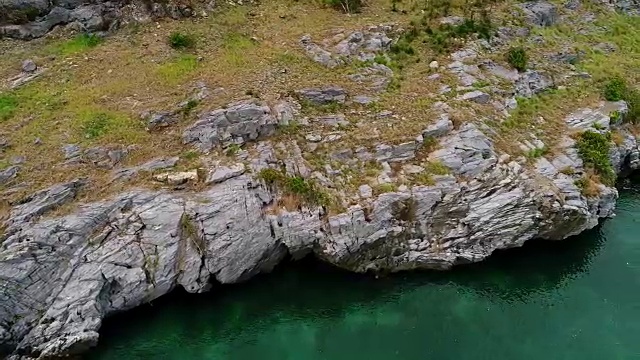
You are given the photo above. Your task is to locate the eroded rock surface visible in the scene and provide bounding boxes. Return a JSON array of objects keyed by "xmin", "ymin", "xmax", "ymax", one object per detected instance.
[
  {"xmin": 2, "ymin": 99, "xmax": 638, "ymax": 358},
  {"xmin": 182, "ymin": 99, "xmax": 283, "ymax": 152}
]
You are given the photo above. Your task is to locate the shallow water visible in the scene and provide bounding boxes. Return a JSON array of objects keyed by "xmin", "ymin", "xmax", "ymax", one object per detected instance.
[{"xmin": 91, "ymin": 184, "xmax": 640, "ymax": 360}]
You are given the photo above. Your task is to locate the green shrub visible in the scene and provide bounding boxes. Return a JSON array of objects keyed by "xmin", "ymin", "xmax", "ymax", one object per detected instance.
[
  {"xmin": 576, "ymin": 131, "xmax": 615, "ymax": 186},
  {"xmin": 324, "ymin": 0, "xmax": 363, "ymax": 13},
  {"xmin": 506, "ymin": 47, "xmax": 528, "ymax": 72},
  {"xmin": 625, "ymin": 89, "xmax": 640, "ymax": 124},
  {"xmin": 603, "ymin": 76, "xmax": 627, "ymax": 101},
  {"xmin": 601, "ymin": 77, "xmax": 640, "ymax": 124},
  {"xmin": 0, "ymin": 94, "xmax": 18, "ymax": 122},
  {"xmin": 168, "ymin": 32, "xmax": 195, "ymax": 50}
]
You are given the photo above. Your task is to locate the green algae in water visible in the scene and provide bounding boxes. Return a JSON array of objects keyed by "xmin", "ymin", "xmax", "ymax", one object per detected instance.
[{"xmin": 91, "ymin": 185, "xmax": 640, "ymax": 360}]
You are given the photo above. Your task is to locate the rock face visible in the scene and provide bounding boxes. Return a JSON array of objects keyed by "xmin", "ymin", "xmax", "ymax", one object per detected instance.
[
  {"xmin": 0, "ymin": 0, "xmax": 195, "ymax": 39},
  {"xmin": 1, "ymin": 100, "xmax": 637, "ymax": 358},
  {"xmin": 519, "ymin": 1, "xmax": 558, "ymax": 27},
  {"xmin": 182, "ymin": 99, "xmax": 282, "ymax": 151}
]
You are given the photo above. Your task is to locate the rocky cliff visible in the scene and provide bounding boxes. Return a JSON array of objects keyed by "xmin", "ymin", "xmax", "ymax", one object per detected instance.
[
  {"xmin": 1, "ymin": 100, "xmax": 637, "ymax": 358},
  {"xmin": 1, "ymin": 0, "xmax": 639, "ymax": 357}
]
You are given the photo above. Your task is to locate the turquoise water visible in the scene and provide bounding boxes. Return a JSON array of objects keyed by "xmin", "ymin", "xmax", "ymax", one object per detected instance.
[{"xmin": 91, "ymin": 183, "xmax": 640, "ymax": 360}]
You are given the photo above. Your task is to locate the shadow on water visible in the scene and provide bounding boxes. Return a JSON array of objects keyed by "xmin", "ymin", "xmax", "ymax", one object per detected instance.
[{"xmin": 91, "ymin": 219, "xmax": 608, "ymax": 358}]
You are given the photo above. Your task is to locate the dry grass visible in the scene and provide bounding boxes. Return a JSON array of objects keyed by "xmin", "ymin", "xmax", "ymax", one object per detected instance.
[{"xmin": 0, "ymin": 0, "xmax": 637, "ymax": 212}]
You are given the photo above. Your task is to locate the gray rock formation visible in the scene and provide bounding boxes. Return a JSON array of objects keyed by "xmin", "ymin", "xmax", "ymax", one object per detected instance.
[
  {"xmin": 182, "ymin": 99, "xmax": 281, "ymax": 152},
  {"xmin": 300, "ymin": 25, "xmax": 396, "ymax": 68},
  {"xmin": 458, "ymin": 90, "xmax": 491, "ymax": 104},
  {"xmin": 519, "ymin": 1, "xmax": 558, "ymax": 27},
  {"xmin": 63, "ymin": 145, "xmax": 128, "ymax": 168},
  {"xmin": 1, "ymin": 102, "xmax": 638, "ymax": 358},
  {"xmin": 0, "ymin": 166, "xmax": 20, "ymax": 185},
  {"xmin": 111, "ymin": 157, "xmax": 180, "ymax": 181},
  {"xmin": 515, "ymin": 70, "xmax": 554, "ymax": 97},
  {"xmin": 0, "ymin": 0, "xmax": 195, "ymax": 39},
  {"xmin": 146, "ymin": 112, "xmax": 180, "ymax": 131},
  {"xmin": 295, "ymin": 87, "xmax": 347, "ymax": 105}
]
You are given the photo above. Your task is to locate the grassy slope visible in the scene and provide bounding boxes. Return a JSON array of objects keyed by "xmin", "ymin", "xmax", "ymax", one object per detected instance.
[{"xmin": 0, "ymin": 0, "xmax": 638, "ymax": 217}]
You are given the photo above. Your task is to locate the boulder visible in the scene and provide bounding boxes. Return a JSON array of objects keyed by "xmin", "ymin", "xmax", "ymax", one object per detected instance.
[
  {"xmin": 458, "ymin": 90, "xmax": 491, "ymax": 104},
  {"xmin": 205, "ymin": 164, "xmax": 246, "ymax": 184},
  {"xmin": 519, "ymin": 1, "xmax": 558, "ymax": 27},
  {"xmin": 0, "ymin": 165, "xmax": 20, "ymax": 185},
  {"xmin": 515, "ymin": 70, "xmax": 554, "ymax": 98},
  {"xmin": 111, "ymin": 157, "xmax": 179, "ymax": 181},
  {"xmin": 21, "ymin": 59, "xmax": 36, "ymax": 73}
]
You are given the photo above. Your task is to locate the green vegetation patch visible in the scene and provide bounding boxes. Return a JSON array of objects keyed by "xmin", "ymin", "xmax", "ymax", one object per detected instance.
[
  {"xmin": 53, "ymin": 33, "xmax": 103, "ymax": 55},
  {"xmin": 77, "ymin": 111, "xmax": 144, "ymax": 143},
  {"xmin": 601, "ymin": 77, "xmax": 640, "ymax": 124},
  {"xmin": 576, "ymin": 131, "xmax": 615, "ymax": 186},
  {"xmin": 0, "ymin": 93, "xmax": 18, "ymax": 122},
  {"xmin": 81, "ymin": 113, "xmax": 111, "ymax": 139},
  {"xmin": 258, "ymin": 168, "xmax": 330, "ymax": 206},
  {"xmin": 157, "ymin": 54, "xmax": 199, "ymax": 84}
]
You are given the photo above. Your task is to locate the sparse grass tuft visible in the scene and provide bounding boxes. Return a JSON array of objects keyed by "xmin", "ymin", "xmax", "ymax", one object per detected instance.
[
  {"xmin": 182, "ymin": 150, "xmax": 199, "ymax": 161},
  {"xmin": 0, "ymin": 93, "xmax": 18, "ymax": 122},
  {"xmin": 424, "ymin": 160, "xmax": 450, "ymax": 175},
  {"xmin": 168, "ymin": 32, "xmax": 195, "ymax": 50},
  {"xmin": 526, "ymin": 147, "xmax": 547, "ymax": 159},
  {"xmin": 576, "ymin": 131, "xmax": 615, "ymax": 186},
  {"xmin": 574, "ymin": 173, "xmax": 601, "ymax": 197},
  {"xmin": 373, "ymin": 183, "xmax": 398, "ymax": 194},
  {"xmin": 181, "ymin": 100, "xmax": 199, "ymax": 117},
  {"xmin": 225, "ymin": 144, "xmax": 242, "ymax": 156},
  {"xmin": 257, "ymin": 168, "xmax": 330, "ymax": 206},
  {"xmin": 299, "ymin": 99, "xmax": 343, "ymax": 114},
  {"xmin": 76, "ymin": 110, "xmax": 145, "ymax": 143},
  {"xmin": 506, "ymin": 47, "xmax": 528, "ymax": 72},
  {"xmin": 82, "ymin": 113, "xmax": 111, "ymax": 139}
]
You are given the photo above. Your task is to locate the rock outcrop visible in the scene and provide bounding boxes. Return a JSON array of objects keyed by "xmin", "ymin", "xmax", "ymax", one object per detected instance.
[
  {"xmin": 0, "ymin": 0, "xmax": 195, "ymax": 39},
  {"xmin": 1, "ymin": 99, "xmax": 637, "ymax": 358}
]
